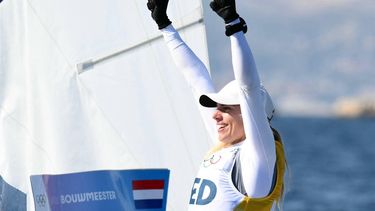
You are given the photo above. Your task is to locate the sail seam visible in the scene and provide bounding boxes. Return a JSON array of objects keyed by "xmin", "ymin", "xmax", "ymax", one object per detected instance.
[
  {"xmin": 25, "ymin": 0, "xmax": 75, "ymax": 70},
  {"xmin": 76, "ymin": 78, "xmax": 142, "ymax": 166},
  {"xmin": 0, "ymin": 105, "xmax": 55, "ymax": 173}
]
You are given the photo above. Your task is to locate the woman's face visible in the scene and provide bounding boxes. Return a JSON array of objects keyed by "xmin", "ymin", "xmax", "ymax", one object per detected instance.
[{"xmin": 212, "ymin": 104, "xmax": 245, "ymax": 146}]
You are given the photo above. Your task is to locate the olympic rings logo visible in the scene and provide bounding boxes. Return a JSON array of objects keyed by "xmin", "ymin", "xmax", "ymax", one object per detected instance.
[
  {"xmin": 35, "ymin": 194, "xmax": 47, "ymax": 207},
  {"xmin": 203, "ymin": 154, "xmax": 221, "ymax": 167}
]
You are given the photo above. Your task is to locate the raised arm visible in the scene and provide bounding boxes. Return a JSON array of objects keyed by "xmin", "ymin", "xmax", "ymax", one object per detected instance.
[
  {"xmin": 231, "ymin": 29, "xmax": 276, "ymax": 198},
  {"xmin": 147, "ymin": 0, "xmax": 217, "ymax": 140},
  {"xmin": 160, "ymin": 25, "xmax": 215, "ymax": 98},
  {"xmin": 210, "ymin": 0, "xmax": 276, "ymax": 198}
]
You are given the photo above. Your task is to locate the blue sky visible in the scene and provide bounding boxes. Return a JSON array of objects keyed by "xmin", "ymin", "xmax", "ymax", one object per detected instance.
[{"xmin": 203, "ymin": 0, "xmax": 375, "ymax": 116}]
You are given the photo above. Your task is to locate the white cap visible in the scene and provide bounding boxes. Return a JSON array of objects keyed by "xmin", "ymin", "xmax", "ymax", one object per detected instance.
[{"xmin": 199, "ymin": 80, "xmax": 275, "ymax": 121}]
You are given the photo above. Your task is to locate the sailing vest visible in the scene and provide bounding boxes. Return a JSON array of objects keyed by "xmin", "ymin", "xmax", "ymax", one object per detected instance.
[{"xmin": 188, "ymin": 140, "xmax": 285, "ymax": 211}]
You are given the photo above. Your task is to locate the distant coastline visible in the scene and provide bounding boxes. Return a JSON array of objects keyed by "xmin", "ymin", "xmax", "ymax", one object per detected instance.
[{"xmin": 335, "ymin": 99, "xmax": 375, "ymax": 118}]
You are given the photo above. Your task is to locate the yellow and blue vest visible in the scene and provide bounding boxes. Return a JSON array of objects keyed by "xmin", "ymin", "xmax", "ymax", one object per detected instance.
[{"xmin": 188, "ymin": 133, "xmax": 285, "ymax": 211}]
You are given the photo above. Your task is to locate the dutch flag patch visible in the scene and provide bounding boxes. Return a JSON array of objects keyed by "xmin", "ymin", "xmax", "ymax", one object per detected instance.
[{"xmin": 132, "ymin": 180, "xmax": 165, "ymax": 209}]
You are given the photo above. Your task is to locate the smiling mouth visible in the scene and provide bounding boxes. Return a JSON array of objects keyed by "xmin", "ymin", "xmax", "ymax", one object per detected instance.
[{"xmin": 217, "ymin": 124, "xmax": 226, "ymax": 132}]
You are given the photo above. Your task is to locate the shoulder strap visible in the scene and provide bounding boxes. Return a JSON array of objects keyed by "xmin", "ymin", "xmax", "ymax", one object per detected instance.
[
  {"xmin": 232, "ymin": 126, "xmax": 281, "ymax": 196},
  {"xmin": 231, "ymin": 151, "xmax": 247, "ymax": 196}
]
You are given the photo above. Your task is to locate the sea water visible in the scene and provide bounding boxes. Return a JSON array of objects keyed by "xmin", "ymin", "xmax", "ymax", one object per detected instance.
[{"xmin": 273, "ymin": 117, "xmax": 375, "ymax": 211}]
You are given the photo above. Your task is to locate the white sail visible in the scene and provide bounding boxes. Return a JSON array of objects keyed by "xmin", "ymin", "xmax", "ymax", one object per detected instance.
[{"xmin": 0, "ymin": 0, "xmax": 212, "ymax": 210}]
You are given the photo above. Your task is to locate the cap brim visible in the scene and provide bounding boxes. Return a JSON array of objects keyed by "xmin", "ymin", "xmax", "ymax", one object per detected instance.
[{"xmin": 199, "ymin": 94, "xmax": 217, "ymax": 107}]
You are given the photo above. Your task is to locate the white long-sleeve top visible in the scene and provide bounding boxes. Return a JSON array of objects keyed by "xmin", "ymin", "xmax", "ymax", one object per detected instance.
[{"xmin": 161, "ymin": 24, "xmax": 276, "ymax": 199}]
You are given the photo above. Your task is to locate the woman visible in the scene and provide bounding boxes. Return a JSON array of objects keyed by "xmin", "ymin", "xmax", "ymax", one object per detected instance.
[{"xmin": 147, "ymin": 0, "xmax": 286, "ymax": 210}]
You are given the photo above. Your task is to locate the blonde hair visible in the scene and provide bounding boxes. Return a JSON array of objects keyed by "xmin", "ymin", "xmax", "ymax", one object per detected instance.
[{"xmin": 271, "ymin": 126, "xmax": 290, "ymax": 211}]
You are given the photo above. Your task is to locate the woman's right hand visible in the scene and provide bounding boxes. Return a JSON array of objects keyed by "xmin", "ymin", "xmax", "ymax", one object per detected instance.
[{"xmin": 147, "ymin": 0, "xmax": 172, "ymax": 29}]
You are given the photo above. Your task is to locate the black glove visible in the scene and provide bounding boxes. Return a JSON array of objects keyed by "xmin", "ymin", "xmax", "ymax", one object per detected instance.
[
  {"xmin": 147, "ymin": 0, "xmax": 172, "ymax": 29},
  {"xmin": 209, "ymin": 0, "xmax": 239, "ymax": 24}
]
